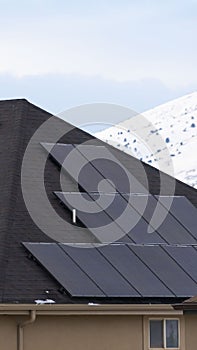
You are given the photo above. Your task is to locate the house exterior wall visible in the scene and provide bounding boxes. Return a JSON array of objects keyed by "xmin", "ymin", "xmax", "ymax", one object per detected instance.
[
  {"xmin": 0, "ymin": 311, "xmax": 189, "ymax": 350},
  {"xmin": 25, "ymin": 315, "xmax": 143, "ymax": 350},
  {"xmin": 0, "ymin": 315, "xmax": 142, "ymax": 350},
  {"xmin": 0, "ymin": 304, "xmax": 192, "ymax": 350},
  {"xmin": 0, "ymin": 316, "xmax": 17, "ymax": 350},
  {"xmin": 185, "ymin": 314, "xmax": 197, "ymax": 350}
]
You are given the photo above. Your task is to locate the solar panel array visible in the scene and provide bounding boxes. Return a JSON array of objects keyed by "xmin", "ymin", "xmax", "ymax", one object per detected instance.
[
  {"xmin": 42, "ymin": 143, "xmax": 197, "ymax": 245},
  {"xmin": 41, "ymin": 143, "xmax": 146, "ymax": 193},
  {"xmin": 23, "ymin": 242, "xmax": 197, "ymax": 298},
  {"xmin": 55, "ymin": 192, "xmax": 197, "ymax": 245},
  {"xmin": 37, "ymin": 143, "xmax": 197, "ymax": 299}
]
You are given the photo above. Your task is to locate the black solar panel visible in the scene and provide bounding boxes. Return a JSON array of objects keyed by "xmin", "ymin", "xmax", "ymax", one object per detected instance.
[
  {"xmin": 43, "ymin": 143, "xmax": 147, "ymax": 193},
  {"xmin": 98, "ymin": 244, "xmax": 173, "ymax": 297},
  {"xmin": 42, "ymin": 143, "xmax": 109, "ymax": 192},
  {"xmin": 77, "ymin": 161, "xmax": 113, "ymax": 192},
  {"xmin": 95, "ymin": 193, "xmax": 162, "ymax": 243},
  {"xmin": 94, "ymin": 194, "xmax": 166, "ymax": 244},
  {"xmin": 163, "ymin": 245, "xmax": 197, "ymax": 282},
  {"xmin": 129, "ymin": 245, "xmax": 197, "ymax": 297},
  {"xmin": 55, "ymin": 192, "xmax": 172, "ymax": 244},
  {"xmin": 157, "ymin": 196, "xmax": 197, "ymax": 240},
  {"xmin": 41, "ymin": 143, "xmax": 75, "ymax": 165},
  {"xmin": 123, "ymin": 194, "xmax": 197, "ymax": 245},
  {"xmin": 126, "ymin": 219, "xmax": 166, "ymax": 244},
  {"xmin": 55, "ymin": 192, "xmax": 127, "ymax": 243},
  {"xmin": 60, "ymin": 244, "xmax": 140, "ymax": 297},
  {"xmin": 55, "ymin": 192, "xmax": 112, "ymax": 227},
  {"xmin": 76, "ymin": 145, "xmax": 145, "ymax": 193},
  {"xmin": 23, "ymin": 242, "xmax": 105, "ymax": 297},
  {"xmin": 42, "ymin": 143, "xmax": 197, "ymax": 245},
  {"xmin": 23, "ymin": 242, "xmax": 197, "ymax": 299},
  {"xmin": 55, "ymin": 191, "xmax": 197, "ymax": 245},
  {"xmin": 37, "ymin": 143, "xmax": 197, "ymax": 299}
]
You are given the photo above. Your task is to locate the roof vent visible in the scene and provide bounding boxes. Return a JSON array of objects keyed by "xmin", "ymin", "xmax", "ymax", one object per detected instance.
[{"xmin": 72, "ymin": 209, "xmax": 77, "ymax": 224}]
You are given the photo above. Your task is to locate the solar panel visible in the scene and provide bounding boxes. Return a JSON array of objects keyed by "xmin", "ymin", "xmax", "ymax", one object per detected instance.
[
  {"xmin": 42, "ymin": 143, "xmax": 110, "ymax": 192},
  {"xmin": 60, "ymin": 244, "xmax": 140, "ymax": 297},
  {"xmin": 42, "ymin": 143, "xmax": 197, "ymax": 246},
  {"xmin": 23, "ymin": 242, "xmax": 105, "ymax": 297},
  {"xmin": 157, "ymin": 196, "xmax": 197, "ymax": 240},
  {"xmin": 55, "ymin": 192, "xmax": 112, "ymax": 227},
  {"xmin": 163, "ymin": 245, "xmax": 197, "ymax": 282},
  {"xmin": 129, "ymin": 245, "xmax": 197, "ymax": 297},
  {"xmin": 55, "ymin": 192, "xmax": 127, "ymax": 243},
  {"xmin": 56, "ymin": 192, "xmax": 134, "ymax": 227},
  {"xmin": 38, "ymin": 143, "xmax": 197, "ymax": 299},
  {"xmin": 43, "ymin": 143, "xmax": 148, "ymax": 193},
  {"xmin": 101, "ymin": 193, "xmax": 163, "ymax": 243},
  {"xmin": 56, "ymin": 190, "xmax": 197, "ymax": 245},
  {"xmin": 98, "ymin": 244, "xmax": 173, "ymax": 297},
  {"xmin": 55, "ymin": 192, "xmax": 170, "ymax": 244},
  {"xmin": 23, "ymin": 242, "xmax": 197, "ymax": 299},
  {"xmin": 76, "ymin": 145, "xmax": 147, "ymax": 193},
  {"xmin": 77, "ymin": 161, "xmax": 113, "ymax": 193},
  {"xmin": 89, "ymin": 158, "xmax": 130, "ymax": 193},
  {"xmin": 126, "ymin": 219, "xmax": 166, "ymax": 244},
  {"xmin": 94, "ymin": 193, "xmax": 166, "ymax": 244},
  {"xmin": 41, "ymin": 143, "xmax": 75, "ymax": 165},
  {"xmin": 123, "ymin": 194, "xmax": 197, "ymax": 245}
]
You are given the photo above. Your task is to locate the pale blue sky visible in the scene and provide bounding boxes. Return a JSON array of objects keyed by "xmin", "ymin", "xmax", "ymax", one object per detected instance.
[{"xmin": 0, "ymin": 0, "xmax": 196, "ymax": 125}]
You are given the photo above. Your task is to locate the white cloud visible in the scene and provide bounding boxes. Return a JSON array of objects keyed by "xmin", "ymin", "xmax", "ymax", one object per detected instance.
[{"xmin": 0, "ymin": 1, "xmax": 196, "ymax": 90}]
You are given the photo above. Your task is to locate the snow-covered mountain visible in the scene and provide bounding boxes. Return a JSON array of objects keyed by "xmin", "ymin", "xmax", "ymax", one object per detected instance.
[{"xmin": 95, "ymin": 92, "xmax": 197, "ymax": 189}]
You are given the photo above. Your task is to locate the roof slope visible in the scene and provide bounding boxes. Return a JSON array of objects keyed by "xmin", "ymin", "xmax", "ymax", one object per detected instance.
[{"xmin": 0, "ymin": 99, "xmax": 197, "ymax": 304}]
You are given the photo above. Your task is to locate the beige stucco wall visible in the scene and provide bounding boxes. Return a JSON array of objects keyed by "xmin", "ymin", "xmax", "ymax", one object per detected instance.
[
  {"xmin": 0, "ymin": 316, "xmax": 18, "ymax": 350},
  {"xmin": 0, "ymin": 311, "xmax": 190, "ymax": 350},
  {"xmin": 185, "ymin": 314, "xmax": 197, "ymax": 350},
  {"xmin": 0, "ymin": 315, "xmax": 143, "ymax": 350}
]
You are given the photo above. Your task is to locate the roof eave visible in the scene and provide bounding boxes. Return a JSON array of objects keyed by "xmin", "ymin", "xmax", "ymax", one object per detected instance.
[{"xmin": 0, "ymin": 304, "xmax": 183, "ymax": 316}]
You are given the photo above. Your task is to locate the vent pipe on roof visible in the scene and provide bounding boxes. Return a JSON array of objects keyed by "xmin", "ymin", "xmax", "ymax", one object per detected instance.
[{"xmin": 72, "ymin": 209, "xmax": 77, "ymax": 224}]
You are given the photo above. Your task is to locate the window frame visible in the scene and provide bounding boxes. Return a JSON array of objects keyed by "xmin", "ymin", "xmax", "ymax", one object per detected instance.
[{"xmin": 149, "ymin": 318, "xmax": 180, "ymax": 349}]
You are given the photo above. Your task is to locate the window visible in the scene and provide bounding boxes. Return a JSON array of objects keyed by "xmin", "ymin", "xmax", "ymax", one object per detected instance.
[{"xmin": 149, "ymin": 319, "xmax": 179, "ymax": 349}]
